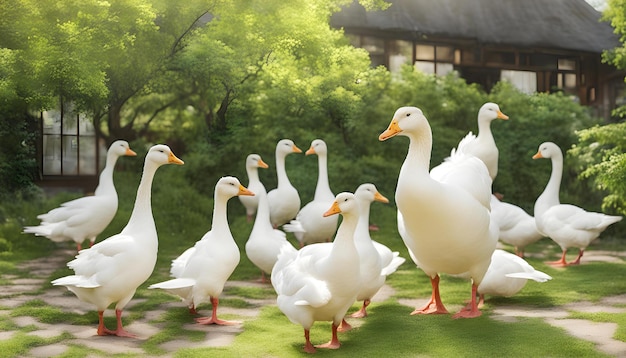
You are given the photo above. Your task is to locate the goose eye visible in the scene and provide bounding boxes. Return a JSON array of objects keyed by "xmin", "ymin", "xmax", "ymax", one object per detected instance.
[{"xmin": 406, "ymin": 113, "xmax": 411, "ymax": 117}]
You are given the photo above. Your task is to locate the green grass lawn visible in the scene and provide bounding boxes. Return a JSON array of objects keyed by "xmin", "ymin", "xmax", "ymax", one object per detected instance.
[{"xmin": 1, "ymin": 169, "xmax": 625, "ymax": 357}]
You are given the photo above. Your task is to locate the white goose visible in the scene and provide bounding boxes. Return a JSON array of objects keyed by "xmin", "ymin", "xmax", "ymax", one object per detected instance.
[
  {"xmin": 456, "ymin": 102, "xmax": 509, "ymax": 181},
  {"xmin": 283, "ymin": 139, "xmax": 338, "ymax": 247},
  {"xmin": 379, "ymin": 106, "xmax": 497, "ymax": 319},
  {"xmin": 344, "ymin": 184, "xmax": 405, "ymax": 321},
  {"xmin": 272, "ymin": 192, "xmax": 361, "ymax": 353},
  {"xmin": 239, "ymin": 154, "xmax": 269, "ymax": 222},
  {"xmin": 149, "ymin": 176, "xmax": 254, "ymax": 325},
  {"xmin": 51, "ymin": 145, "xmax": 184, "ymax": 337},
  {"xmin": 476, "ymin": 249, "xmax": 552, "ymax": 305},
  {"xmin": 245, "ymin": 184, "xmax": 297, "ymax": 283},
  {"xmin": 533, "ymin": 142, "xmax": 622, "ymax": 266},
  {"xmin": 490, "ymin": 194, "xmax": 544, "ymax": 257},
  {"xmin": 24, "ymin": 140, "xmax": 137, "ymax": 251},
  {"xmin": 268, "ymin": 139, "xmax": 302, "ymax": 228}
]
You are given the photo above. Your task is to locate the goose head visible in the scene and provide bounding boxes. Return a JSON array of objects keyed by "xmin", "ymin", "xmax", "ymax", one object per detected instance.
[
  {"xmin": 478, "ymin": 102, "xmax": 509, "ymax": 124},
  {"xmin": 532, "ymin": 142, "xmax": 562, "ymax": 160},
  {"xmin": 246, "ymin": 154, "xmax": 269, "ymax": 170},
  {"xmin": 378, "ymin": 106, "xmax": 429, "ymax": 141},
  {"xmin": 355, "ymin": 183, "xmax": 389, "ymax": 204},
  {"xmin": 110, "ymin": 140, "xmax": 137, "ymax": 157},
  {"xmin": 146, "ymin": 144, "xmax": 184, "ymax": 166},
  {"xmin": 216, "ymin": 176, "xmax": 255, "ymax": 199},
  {"xmin": 305, "ymin": 139, "xmax": 327, "ymax": 156},
  {"xmin": 324, "ymin": 192, "xmax": 358, "ymax": 217},
  {"xmin": 276, "ymin": 139, "xmax": 302, "ymax": 158}
]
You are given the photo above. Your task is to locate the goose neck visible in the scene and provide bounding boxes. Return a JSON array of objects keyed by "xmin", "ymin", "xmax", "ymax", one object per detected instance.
[
  {"xmin": 247, "ymin": 167, "xmax": 261, "ymax": 183},
  {"xmin": 124, "ymin": 161, "xmax": 158, "ymax": 235},
  {"xmin": 275, "ymin": 153, "xmax": 291, "ymax": 187},
  {"xmin": 329, "ymin": 213, "xmax": 359, "ymax": 259},
  {"xmin": 404, "ymin": 131, "xmax": 432, "ymax": 175},
  {"xmin": 355, "ymin": 201, "xmax": 372, "ymax": 241},
  {"xmin": 542, "ymin": 155, "xmax": 563, "ymax": 206},
  {"xmin": 211, "ymin": 194, "xmax": 230, "ymax": 235},
  {"xmin": 314, "ymin": 154, "xmax": 332, "ymax": 200},
  {"xmin": 94, "ymin": 153, "xmax": 119, "ymax": 196}
]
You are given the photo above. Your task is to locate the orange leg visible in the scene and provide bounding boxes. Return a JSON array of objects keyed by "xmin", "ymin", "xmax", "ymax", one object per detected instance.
[
  {"xmin": 337, "ymin": 318, "xmax": 352, "ymax": 332},
  {"xmin": 349, "ymin": 299, "xmax": 370, "ymax": 318},
  {"xmin": 411, "ymin": 275, "xmax": 448, "ymax": 315},
  {"xmin": 303, "ymin": 329, "xmax": 316, "ymax": 354},
  {"xmin": 195, "ymin": 297, "xmax": 239, "ymax": 325},
  {"xmin": 315, "ymin": 323, "xmax": 341, "ymax": 350},
  {"xmin": 97, "ymin": 309, "xmax": 136, "ymax": 337},
  {"xmin": 452, "ymin": 283, "xmax": 482, "ymax": 319},
  {"xmin": 569, "ymin": 249, "xmax": 584, "ymax": 265},
  {"xmin": 547, "ymin": 249, "xmax": 569, "ymax": 267}
]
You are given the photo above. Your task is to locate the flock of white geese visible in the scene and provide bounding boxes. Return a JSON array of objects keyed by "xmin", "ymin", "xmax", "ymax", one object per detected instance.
[{"xmin": 22, "ymin": 103, "xmax": 622, "ymax": 353}]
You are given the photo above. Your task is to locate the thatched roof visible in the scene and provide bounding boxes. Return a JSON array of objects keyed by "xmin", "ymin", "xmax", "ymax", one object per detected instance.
[{"xmin": 330, "ymin": 0, "xmax": 619, "ymax": 53}]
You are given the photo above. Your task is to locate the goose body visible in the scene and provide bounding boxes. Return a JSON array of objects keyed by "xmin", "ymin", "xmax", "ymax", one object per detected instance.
[
  {"xmin": 239, "ymin": 154, "xmax": 269, "ymax": 222},
  {"xmin": 533, "ymin": 142, "xmax": 622, "ymax": 266},
  {"xmin": 51, "ymin": 145, "xmax": 184, "ymax": 337},
  {"xmin": 379, "ymin": 106, "xmax": 497, "ymax": 318},
  {"xmin": 24, "ymin": 140, "xmax": 136, "ymax": 251},
  {"xmin": 245, "ymin": 184, "xmax": 297, "ymax": 282},
  {"xmin": 348, "ymin": 183, "xmax": 404, "ymax": 320},
  {"xmin": 272, "ymin": 192, "xmax": 361, "ymax": 353},
  {"xmin": 283, "ymin": 139, "xmax": 338, "ymax": 246},
  {"xmin": 477, "ymin": 249, "xmax": 552, "ymax": 302},
  {"xmin": 490, "ymin": 195, "xmax": 544, "ymax": 257},
  {"xmin": 268, "ymin": 139, "xmax": 302, "ymax": 228},
  {"xmin": 149, "ymin": 177, "xmax": 254, "ymax": 325},
  {"xmin": 456, "ymin": 102, "xmax": 508, "ymax": 181}
]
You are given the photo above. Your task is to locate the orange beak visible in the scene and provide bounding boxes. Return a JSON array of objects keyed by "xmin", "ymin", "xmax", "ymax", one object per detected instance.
[
  {"xmin": 532, "ymin": 151, "xmax": 543, "ymax": 159},
  {"xmin": 292, "ymin": 145, "xmax": 302, "ymax": 154},
  {"xmin": 323, "ymin": 200, "xmax": 341, "ymax": 217},
  {"xmin": 379, "ymin": 120, "xmax": 402, "ymax": 141},
  {"xmin": 497, "ymin": 111, "xmax": 509, "ymax": 120},
  {"xmin": 238, "ymin": 185, "xmax": 255, "ymax": 196},
  {"xmin": 125, "ymin": 148, "xmax": 137, "ymax": 156},
  {"xmin": 258, "ymin": 159, "xmax": 269, "ymax": 169},
  {"xmin": 168, "ymin": 152, "xmax": 184, "ymax": 165},
  {"xmin": 374, "ymin": 192, "xmax": 389, "ymax": 204}
]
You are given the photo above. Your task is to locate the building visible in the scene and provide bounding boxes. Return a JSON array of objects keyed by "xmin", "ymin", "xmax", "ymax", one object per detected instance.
[{"xmin": 330, "ymin": 0, "xmax": 623, "ymax": 119}]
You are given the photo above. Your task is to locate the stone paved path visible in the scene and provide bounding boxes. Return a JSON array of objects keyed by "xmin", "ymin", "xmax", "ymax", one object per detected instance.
[{"xmin": 2, "ymin": 249, "xmax": 626, "ymax": 357}]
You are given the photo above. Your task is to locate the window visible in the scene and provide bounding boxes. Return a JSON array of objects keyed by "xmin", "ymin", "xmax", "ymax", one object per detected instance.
[
  {"xmin": 41, "ymin": 101, "xmax": 98, "ymax": 176},
  {"xmin": 501, "ymin": 70, "xmax": 537, "ymax": 94},
  {"xmin": 414, "ymin": 44, "xmax": 456, "ymax": 76},
  {"xmin": 388, "ymin": 40, "xmax": 413, "ymax": 73}
]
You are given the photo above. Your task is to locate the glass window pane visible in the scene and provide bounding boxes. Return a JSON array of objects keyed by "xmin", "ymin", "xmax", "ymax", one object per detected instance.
[
  {"xmin": 415, "ymin": 61, "xmax": 435, "ymax": 74},
  {"xmin": 416, "ymin": 44, "xmax": 435, "ymax": 60},
  {"xmin": 501, "ymin": 70, "xmax": 537, "ymax": 94},
  {"xmin": 388, "ymin": 40, "xmax": 413, "ymax": 73},
  {"xmin": 436, "ymin": 63, "xmax": 454, "ymax": 76},
  {"xmin": 436, "ymin": 46, "xmax": 454, "ymax": 62},
  {"xmin": 62, "ymin": 102, "xmax": 78, "ymax": 134},
  {"xmin": 43, "ymin": 135, "xmax": 61, "ymax": 175},
  {"xmin": 62, "ymin": 136, "xmax": 78, "ymax": 175},
  {"xmin": 79, "ymin": 137, "xmax": 97, "ymax": 175},
  {"xmin": 79, "ymin": 113, "xmax": 95, "ymax": 135},
  {"xmin": 43, "ymin": 110, "xmax": 61, "ymax": 135},
  {"xmin": 361, "ymin": 36, "xmax": 385, "ymax": 55},
  {"xmin": 564, "ymin": 73, "xmax": 577, "ymax": 89},
  {"xmin": 558, "ymin": 58, "xmax": 576, "ymax": 71}
]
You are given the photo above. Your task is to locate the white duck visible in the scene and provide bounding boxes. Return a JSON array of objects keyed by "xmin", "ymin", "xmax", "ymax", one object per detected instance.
[
  {"xmin": 490, "ymin": 194, "xmax": 544, "ymax": 257},
  {"xmin": 476, "ymin": 249, "xmax": 552, "ymax": 305},
  {"xmin": 379, "ymin": 106, "xmax": 497, "ymax": 319},
  {"xmin": 272, "ymin": 192, "xmax": 361, "ymax": 353},
  {"xmin": 343, "ymin": 184, "xmax": 405, "ymax": 322},
  {"xmin": 149, "ymin": 176, "xmax": 254, "ymax": 325},
  {"xmin": 51, "ymin": 144, "xmax": 184, "ymax": 337},
  {"xmin": 239, "ymin": 153, "xmax": 269, "ymax": 222},
  {"xmin": 533, "ymin": 142, "xmax": 622, "ymax": 266},
  {"xmin": 268, "ymin": 139, "xmax": 302, "ymax": 228},
  {"xmin": 456, "ymin": 102, "xmax": 509, "ymax": 181},
  {"xmin": 245, "ymin": 184, "xmax": 297, "ymax": 283},
  {"xmin": 24, "ymin": 140, "xmax": 137, "ymax": 251},
  {"xmin": 283, "ymin": 139, "xmax": 338, "ymax": 247}
]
